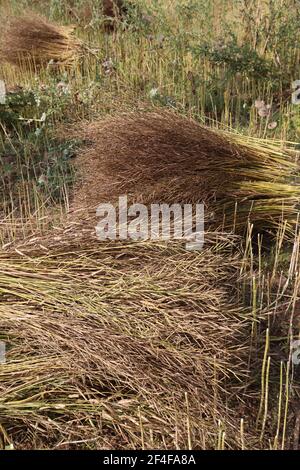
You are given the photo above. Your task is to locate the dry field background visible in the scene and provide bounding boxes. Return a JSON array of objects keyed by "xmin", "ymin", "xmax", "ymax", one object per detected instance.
[{"xmin": 0, "ymin": 0, "xmax": 299, "ymax": 450}]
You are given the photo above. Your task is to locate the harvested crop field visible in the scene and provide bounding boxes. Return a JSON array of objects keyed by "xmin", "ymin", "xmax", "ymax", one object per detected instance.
[
  {"xmin": 0, "ymin": 236, "xmax": 251, "ymax": 449},
  {"xmin": 0, "ymin": 0, "xmax": 299, "ymax": 454}
]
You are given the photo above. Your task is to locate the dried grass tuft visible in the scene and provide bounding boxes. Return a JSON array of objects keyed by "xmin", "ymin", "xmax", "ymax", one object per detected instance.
[
  {"xmin": 69, "ymin": 111, "xmax": 300, "ymax": 237},
  {"xmin": 0, "ymin": 13, "xmax": 84, "ymax": 68},
  {"xmin": 0, "ymin": 236, "xmax": 254, "ymax": 449}
]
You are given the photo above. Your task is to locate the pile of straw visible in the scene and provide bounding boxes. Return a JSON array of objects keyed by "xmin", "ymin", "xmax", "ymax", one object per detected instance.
[
  {"xmin": 69, "ymin": 111, "xmax": 299, "ymax": 237},
  {"xmin": 0, "ymin": 111, "xmax": 298, "ymax": 449},
  {"xmin": 0, "ymin": 236, "xmax": 253, "ymax": 449},
  {"xmin": 0, "ymin": 14, "xmax": 83, "ymax": 68}
]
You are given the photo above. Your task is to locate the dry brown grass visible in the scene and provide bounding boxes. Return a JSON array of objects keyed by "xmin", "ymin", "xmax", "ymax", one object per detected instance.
[
  {"xmin": 0, "ymin": 111, "xmax": 299, "ymax": 449},
  {"xmin": 0, "ymin": 13, "xmax": 83, "ymax": 68},
  {"xmin": 0, "ymin": 111, "xmax": 298, "ymax": 450},
  {"xmin": 67, "ymin": 111, "xmax": 300, "ymax": 238},
  {"xmin": 0, "ymin": 235, "xmax": 255, "ymax": 450}
]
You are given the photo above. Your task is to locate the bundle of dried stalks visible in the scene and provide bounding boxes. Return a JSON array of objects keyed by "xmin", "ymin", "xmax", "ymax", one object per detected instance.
[
  {"xmin": 0, "ymin": 235, "xmax": 254, "ymax": 450},
  {"xmin": 0, "ymin": 13, "xmax": 84, "ymax": 68},
  {"xmin": 69, "ymin": 111, "xmax": 299, "ymax": 237}
]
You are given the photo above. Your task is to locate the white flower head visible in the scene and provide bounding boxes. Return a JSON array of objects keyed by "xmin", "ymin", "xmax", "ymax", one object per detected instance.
[
  {"xmin": 149, "ymin": 88, "xmax": 159, "ymax": 99},
  {"xmin": 57, "ymin": 82, "xmax": 70, "ymax": 94},
  {"xmin": 38, "ymin": 174, "xmax": 47, "ymax": 185},
  {"xmin": 254, "ymin": 100, "xmax": 265, "ymax": 109}
]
